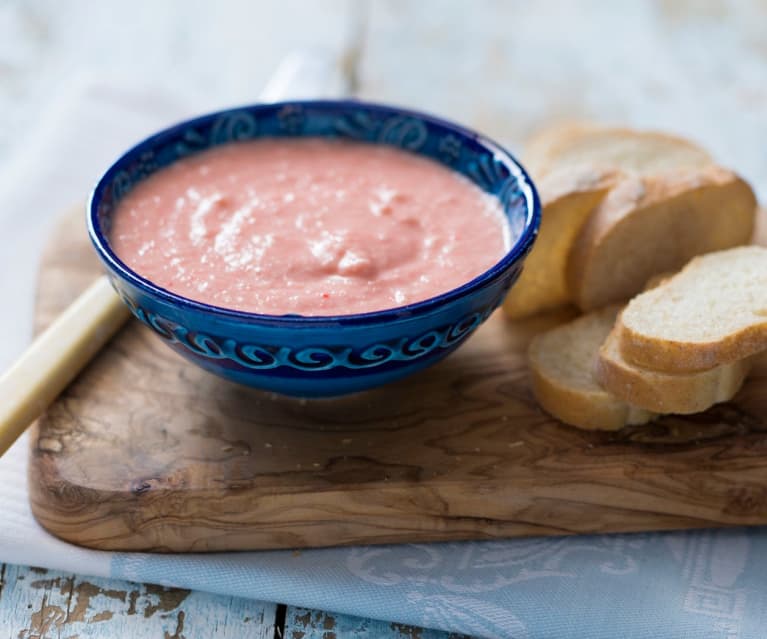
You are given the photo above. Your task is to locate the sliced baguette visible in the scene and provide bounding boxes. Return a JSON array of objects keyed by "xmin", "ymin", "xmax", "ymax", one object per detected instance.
[
  {"xmin": 568, "ymin": 166, "xmax": 757, "ymax": 310},
  {"xmin": 524, "ymin": 122, "xmax": 599, "ymax": 177},
  {"xmin": 596, "ymin": 325, "xmax": 752, "ymax": 413},
  {"xmin": 618, "ymin": 246, "xmax": 767, "ymax": 373},
  {"xmin": 525, "ymin": 124, "xmax": 713, "ymax": 178},
  {"xmin": 522, "ymin": 124, "xmax": 753, "ymax": 312},
  {"xmin": 594, "ymin": 268, "xmax": 751, "ymax": 413},
  {"xmin": 503, "ymin": 167, "xmax": 618, "ymax": 318},
  {"xmin": 528, "ymin": 306, "xmax": 656, "ymax": 431}
]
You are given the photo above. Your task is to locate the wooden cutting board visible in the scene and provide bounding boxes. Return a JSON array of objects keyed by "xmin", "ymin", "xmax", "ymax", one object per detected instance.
[{"xmin": 29, "ymin": 207, "xmax": 767, "ymax": 552}]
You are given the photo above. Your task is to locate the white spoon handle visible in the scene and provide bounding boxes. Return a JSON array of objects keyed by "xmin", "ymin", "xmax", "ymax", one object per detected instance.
[{"xmin": 0, "ymin": 276, "xmax": 128, "ymax": 456}]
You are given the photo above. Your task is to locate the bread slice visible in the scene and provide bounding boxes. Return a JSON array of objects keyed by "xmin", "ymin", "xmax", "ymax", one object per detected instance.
[
  {"xmin": 503, "ymin": 167, "xmax": 618, "ymax": 318},
  {"xmin": 528, "ymin": 306, "xmax": 656, "ymax": 430},
  {"xmin": 568, "ymin": 166, "xmax": 757, "ymax": 310},
  {"xmin": 596, "ymin": 326, "xmax": 752, "ymax": 413},
  {"xmin": 524, "ymin": 122, "xmax": 597, "ymax": 177},
  {"xmin": 525, "ymin": 124, "xmax": 713, "ymax": 178},
  {"xmin": 618, "ymin": 246, "xmax": 767, "ymax": 373},
  {"xmin": 522, "ymin": 124, "xmax": 754, "ymax": 312}
]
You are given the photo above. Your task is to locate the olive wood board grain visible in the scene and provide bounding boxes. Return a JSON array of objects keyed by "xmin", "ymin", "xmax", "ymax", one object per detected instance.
[{"xmin": 29, "ymin": 206, "xmax": 767, "ymax": 552}]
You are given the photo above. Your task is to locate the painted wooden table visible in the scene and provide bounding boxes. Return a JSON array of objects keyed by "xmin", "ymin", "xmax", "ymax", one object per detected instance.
[
  {"xmin": 1, "ymin": 0, "xmax": 766, "ymax": 636},
  {"xmin": 0, "ymin": 563, "xmax": 468, "ymax": 638}
]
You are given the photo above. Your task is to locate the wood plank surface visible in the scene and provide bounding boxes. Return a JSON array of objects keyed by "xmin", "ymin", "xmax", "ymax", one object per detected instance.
[
  {"xmin": 26, "ymin": 206, "xmax": 767, "ymax": 552},
  {"xmin": 0, "ymin": 563, "xmax": 277, "ymax": 639},
  {"xmin": 283, "ymin": 605, "xmax": 472, "ymax": 639}
]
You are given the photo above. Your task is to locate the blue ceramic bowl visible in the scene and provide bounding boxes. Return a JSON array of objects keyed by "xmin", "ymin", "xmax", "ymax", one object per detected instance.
[{"xmin": 88, "ymin": 100, "xmax": 540, "ymax": 397}]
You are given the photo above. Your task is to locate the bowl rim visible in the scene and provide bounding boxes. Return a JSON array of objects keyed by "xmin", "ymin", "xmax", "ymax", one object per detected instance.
[{"xmin": 88, "ymin": 98, "xmax": 541, "ymax": 327}]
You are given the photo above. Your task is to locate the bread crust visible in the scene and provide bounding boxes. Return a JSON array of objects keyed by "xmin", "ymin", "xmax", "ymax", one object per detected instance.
[
  {"xmin": 617, "ymin": 318, "xmax": 767, "ymax": 373},
  {"xmin": 528, "ymin": 363, "xmax": 653, "ymax": 431},
  {"xmin": 617, "ymin": 246, "xmax": 767, "ymax": 373},
  {"xmin": 527, "ymin": 307, "xmax": 656, "ymax": 430},
  {"xmin": 567, "ymin": 167, "xmax": 757, "ymax": 311},
  {"xmin": 502, "ymin": 167, "xmax": 619, "ymax": 318},
  {"xmin": 595, "ymin": 325, "xmax": 752, "ymax": 413}
]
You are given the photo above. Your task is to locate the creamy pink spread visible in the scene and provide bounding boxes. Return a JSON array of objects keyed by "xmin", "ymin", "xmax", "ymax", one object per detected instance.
[{"xmin": 111, "ymin": 139, "xmax": 510, "ymax": 315}]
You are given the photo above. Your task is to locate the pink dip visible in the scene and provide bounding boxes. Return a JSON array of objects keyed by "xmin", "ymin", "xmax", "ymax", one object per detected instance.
[{"xmin": 111, "ymin": 139, "xmax": 510, "ymax": 315}]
